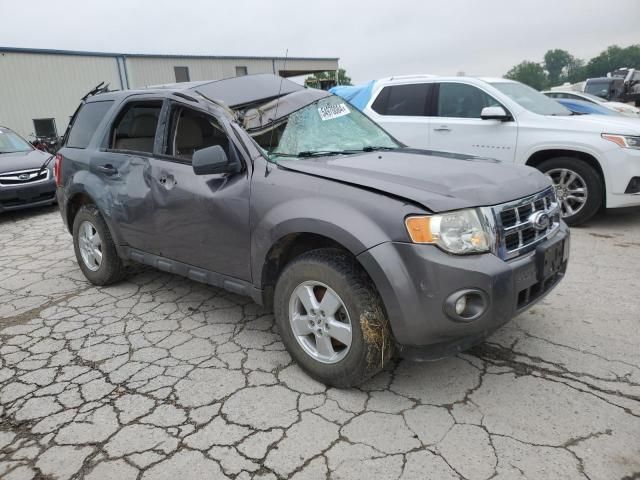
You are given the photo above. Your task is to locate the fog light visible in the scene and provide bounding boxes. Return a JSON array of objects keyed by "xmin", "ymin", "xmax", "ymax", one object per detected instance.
[
  {"xmin": 444, "ymin": 289, "xmax": 489, "ymax": 322},
  {"xmin": 455, "ymin": 296, "xmax": 467, "ymax": 315}
]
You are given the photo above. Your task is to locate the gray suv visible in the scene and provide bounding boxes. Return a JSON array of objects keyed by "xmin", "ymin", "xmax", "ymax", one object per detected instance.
[{"xmin": 55, "ymin": 74, "xmax": 569, "ymax": 387}]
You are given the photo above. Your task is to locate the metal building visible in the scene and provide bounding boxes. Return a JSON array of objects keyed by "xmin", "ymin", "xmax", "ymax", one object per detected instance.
[{"xmin": 0, "ymin": 47, "xmax": 339, "ymax": 139}]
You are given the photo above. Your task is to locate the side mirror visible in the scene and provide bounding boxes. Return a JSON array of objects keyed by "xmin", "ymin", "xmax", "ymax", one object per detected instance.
[
  {"xmin": 480, "ymin": 106, "xmax": 510, "ymax": 121},
  {"xmin": 192, "ymin": 145, "xmax": 239, "ymax": 175}
]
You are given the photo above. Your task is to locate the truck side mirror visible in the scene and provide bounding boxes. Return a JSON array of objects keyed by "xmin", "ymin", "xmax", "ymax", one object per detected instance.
[
  {"xmin": 192, "ymin": 145, "xmax": 240, "ymax": 175},
  {"xmin": 480, "ymin": 106, "xmax": 511, "ymax": 121}
]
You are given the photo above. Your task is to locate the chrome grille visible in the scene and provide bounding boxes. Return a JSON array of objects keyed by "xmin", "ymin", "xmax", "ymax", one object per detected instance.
[
  {"xmin": 0, "ymin": 168, "xmax": 49, "ymax": 186},
  {"xmin": 487, "ymin": 187, "xmax": 561, "ymax": 260}
]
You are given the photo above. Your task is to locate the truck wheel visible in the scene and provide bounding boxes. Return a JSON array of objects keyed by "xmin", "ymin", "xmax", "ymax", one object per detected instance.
[
  {"xmin": 274, "ymin": 248, "xmax": 393, "ymax": 387},
  {"xmin": 537, "ymin": 157, "xmax": 602, "ymax": 226},
  {"xmin": 72, "ymin": 204, "xmax": 125, "ymax": 285}
]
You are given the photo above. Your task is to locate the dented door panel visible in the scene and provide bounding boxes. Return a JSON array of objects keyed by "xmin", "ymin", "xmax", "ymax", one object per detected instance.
[
  {"xmin": 148, "ymin": 158, "xmax": 251, "ymax": 281},
  {"xmin": 89, "ymin": 151, "xmax": 156, "ymax": 251}
]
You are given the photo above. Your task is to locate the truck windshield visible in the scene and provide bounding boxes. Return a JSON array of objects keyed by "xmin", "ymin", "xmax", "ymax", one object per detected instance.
[
  {"xmin": 490, "ymin": 81, "xmax": 572, "ymax": 116},
  {"xmin": 0, "ymin": 128, "xmax": 33, "ymax": 154},
  {"xmin": 584, "ymin": 81, "xmax": 612, "ymax": 99},
  {"xmin": 262, "ymin": 96, "xmax": 400, "ymax": 160}
]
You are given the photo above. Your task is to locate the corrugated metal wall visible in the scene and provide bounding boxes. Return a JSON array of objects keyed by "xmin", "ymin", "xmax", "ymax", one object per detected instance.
[
  {"xmin": 126, "ymin": 57, "xmax": 338, "ymax": 87},
  {"xmin": 0, "ymin": 52, "xmax": 122, "ymax": 138},
  {"xmin": 0, "ymin": 50, "xmax": 338, "ymax": 138}
]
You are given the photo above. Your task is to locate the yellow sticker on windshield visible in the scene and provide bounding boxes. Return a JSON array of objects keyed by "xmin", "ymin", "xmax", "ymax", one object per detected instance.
[{"xmin": 318, "ymin": 103, "xmax": 350, "ymax": 121}]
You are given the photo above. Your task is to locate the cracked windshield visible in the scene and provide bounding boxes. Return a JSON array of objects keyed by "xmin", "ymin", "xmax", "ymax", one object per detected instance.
[{"xmin": 263, "ymin": 96, "xmax": 399, "ymax": 159}]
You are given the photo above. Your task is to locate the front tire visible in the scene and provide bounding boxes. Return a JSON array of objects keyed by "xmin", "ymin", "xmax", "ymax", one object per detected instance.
[
  {"xmin": 537, "ymin": 157, "xmax": 603, "ymax": 226},
  {"xmin": 274, "ymin": 248, "xmax": 393, "ymax": 387},
  {"xmin": 72, "ymin": 204, "xmax": 125, "ymax": 285}
]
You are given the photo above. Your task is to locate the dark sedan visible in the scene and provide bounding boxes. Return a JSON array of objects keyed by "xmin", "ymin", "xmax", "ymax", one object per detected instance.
[{"xmin": 0, "ymin": 126, "xmax": 56, "ymax": 213}]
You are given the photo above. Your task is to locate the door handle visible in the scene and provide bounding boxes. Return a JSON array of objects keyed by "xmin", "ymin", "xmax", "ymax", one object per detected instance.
[
  {"xmin": 96, "ymin": 164, "xmax": 118, "ymax": 175},
  {"xmin": 433, "ymin": 125, "xmax": 451, "ymax": 132}
]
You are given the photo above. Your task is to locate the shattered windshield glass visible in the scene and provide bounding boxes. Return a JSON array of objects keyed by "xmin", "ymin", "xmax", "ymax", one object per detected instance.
[{"xmin": 258, "ymin": 96, "xmax": 400, "ymax": 160}]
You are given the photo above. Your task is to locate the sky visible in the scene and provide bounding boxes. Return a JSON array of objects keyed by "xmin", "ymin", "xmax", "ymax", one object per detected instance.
[{"xmin": 1, "ymin": 0, "xmax": 639, "ymax": 84}]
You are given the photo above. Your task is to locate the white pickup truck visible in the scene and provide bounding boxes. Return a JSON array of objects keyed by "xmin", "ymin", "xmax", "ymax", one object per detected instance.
[{"xmin": 353, "ymin": 76, "xmax": 640, "ymax": 225}]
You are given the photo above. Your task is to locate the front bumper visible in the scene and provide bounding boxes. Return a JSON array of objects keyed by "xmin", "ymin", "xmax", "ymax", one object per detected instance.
[
  {"xmin": 358, "ymin": 223, "xmax": 570, "ymax": 360},
  {"xmin": 604, "ymin": 146, "xmax": 640, "ymax": 208},
  {"xmin": 0, "ymin": 178, "xmax": 57, "ymax": 213}
]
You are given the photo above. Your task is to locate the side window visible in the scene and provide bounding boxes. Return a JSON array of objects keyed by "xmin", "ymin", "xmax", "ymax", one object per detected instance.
[
  {"xmin": 66, "ymin": 101, "xmax": 114, "ymax": 149},
  {"xmin": 110, "ymin": 101, "xmax": 162, "ymax": 154},
  {"xmin": 165, "ymin": 106, "xmax": 230, "ymax": 162},
  {"xmin": 371, "ymin": 84, "xmax": 430, "ymax": 116},
  {"xmin": 436, "ymin": 83, "xmax": 500, "ymax": 118}
]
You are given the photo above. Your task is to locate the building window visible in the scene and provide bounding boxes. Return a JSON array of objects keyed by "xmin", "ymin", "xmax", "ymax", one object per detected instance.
[
  {"xmin": 235, "ymin": 66, "xmax": 248, "ymax": 77},
  {"xmin": 33, "ymin": 118, "xmax": 58, "ymax": 138},
  {"xmin": 174, "ymin": 66, "xmax": 190, "ymax": 83}
]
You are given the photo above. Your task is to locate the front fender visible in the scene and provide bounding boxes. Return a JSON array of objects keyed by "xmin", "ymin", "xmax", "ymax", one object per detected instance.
[{"xmin": 251, "ymin": 196, "xmax": 396, "ymax": 287}]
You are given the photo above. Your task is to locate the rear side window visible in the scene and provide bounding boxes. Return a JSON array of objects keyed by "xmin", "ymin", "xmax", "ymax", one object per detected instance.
[
  {"xmin": 371, "ymin": 84, "xmax": 431, "ymax": 116},
  {"xmin": 66, "ymin": 101, "xmax": 113, "ymax": 149},
  {"xmin": 110, "ymin": 101, "xmax": 162, "ymax": 154}
]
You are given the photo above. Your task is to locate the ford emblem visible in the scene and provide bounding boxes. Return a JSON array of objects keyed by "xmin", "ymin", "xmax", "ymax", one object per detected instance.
[
  {"xmin": 529, "ymin": 211, "xmax": 550, "ymax": 231},
  {"xmin": 19, "ymin": 173, "xmax": 31, "ymax": 180}
]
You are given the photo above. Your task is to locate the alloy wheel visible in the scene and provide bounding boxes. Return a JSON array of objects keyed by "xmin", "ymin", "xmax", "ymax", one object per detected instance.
[
  {"xmin": 546, "ymin": 168, "xmax": 588, "ymax": 218},
  {"xmin": 288, "ymin": 281, "xmax": 353, "ymax": 364},
  {"xmin": 78, "ymin": 221, "xmax": 103, "ymax": 272}
]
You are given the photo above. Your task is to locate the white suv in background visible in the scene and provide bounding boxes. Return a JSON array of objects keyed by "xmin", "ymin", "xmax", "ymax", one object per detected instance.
[{"xmin": 361, "ymin": 76, "xmax": 640, "ymax": 225}]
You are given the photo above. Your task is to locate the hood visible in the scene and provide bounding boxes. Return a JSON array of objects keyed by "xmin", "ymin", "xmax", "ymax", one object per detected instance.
[
  {"xmin": 540, "ymin": 112, "xmax": 640, "ymax": 134},
  {"xmin": 278, "ymin": 149, "xmax": 551, "ymax": 212},
  {"xmin": 0, "ymin": 149, "xmax": 51, "ymax": 173}
]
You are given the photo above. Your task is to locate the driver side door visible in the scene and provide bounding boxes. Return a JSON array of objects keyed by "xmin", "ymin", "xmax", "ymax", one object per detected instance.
[{"xmin": 148, "ymin": 101, "xmax": 252, "ymax": 281}]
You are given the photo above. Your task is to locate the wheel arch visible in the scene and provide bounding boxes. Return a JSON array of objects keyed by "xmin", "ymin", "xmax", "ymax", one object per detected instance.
[
  {"xmin": 258, "ymin": 231, "xmax": 374, "ymax": 310},
  {"xmin": 525, "ymin": 149, "xmax": 607, "ymax": 206},
  {"xmin": 64, "ymin": 186, "xmax": 124, "ymax": 247},
  {"xmin": 65, "ymin": 191, "xmax": 96, "ymax": 234}
]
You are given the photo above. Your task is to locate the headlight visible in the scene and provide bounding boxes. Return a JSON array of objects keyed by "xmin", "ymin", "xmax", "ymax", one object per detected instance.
[
  {"xmin": 602, "ymin": 134, "xmax": 640, "ymax": 150},
  {"xmin": 405, "ymin": 208, "xmax": 490, "ymax": 254}
]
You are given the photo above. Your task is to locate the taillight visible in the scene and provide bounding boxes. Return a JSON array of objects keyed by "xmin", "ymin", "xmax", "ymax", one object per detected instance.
[{"xmin": 53, "ymin": 154, "xmax": 63, "ymax": 186}]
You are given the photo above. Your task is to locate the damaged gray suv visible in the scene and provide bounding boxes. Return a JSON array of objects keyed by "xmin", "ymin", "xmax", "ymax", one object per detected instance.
[{"xmin": 55, "ymin": 74, "xmax": 569, "ymax": 387}]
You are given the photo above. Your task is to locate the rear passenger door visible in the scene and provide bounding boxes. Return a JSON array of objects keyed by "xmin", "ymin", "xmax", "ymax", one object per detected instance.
[
  {"xmin": 429, "ymin": 82, "xmax": 517, "ymax": 162},
  {"xmin": 91, "ymin": 98, "xmax": 164, "ymax": 251},
  {"xmin": 147, "ymin": 100, "xmax": 252, "ymax": 281},
  {"xmin": 365, "ymin": 83, "xmax": 432, "ymax": 148}
]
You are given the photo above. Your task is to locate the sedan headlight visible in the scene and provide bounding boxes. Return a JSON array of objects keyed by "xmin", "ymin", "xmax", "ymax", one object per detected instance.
[
  {"xmin": 602, "ymin": 134, "xmax": 640, "ymax": 150},
  {"xmin": 405, "ymin": 208, "xmax": 490, "ymax": 254}
]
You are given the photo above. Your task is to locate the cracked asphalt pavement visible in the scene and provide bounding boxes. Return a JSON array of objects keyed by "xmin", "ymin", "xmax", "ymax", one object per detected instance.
[{"xmin": 1, "ymin": 205, "xmax": 639, "ymax": 480}]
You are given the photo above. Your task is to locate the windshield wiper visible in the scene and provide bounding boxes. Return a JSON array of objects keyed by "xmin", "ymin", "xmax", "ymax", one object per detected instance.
[
  {"xmin": 298, "ymin": 150, "xmax": 355, "ymax": 158},
  {"xmin": 270, "ymin": 147, "xmax": 398, "ymax": 159},
  {"xmin": 270, "ymin": 150, "xmax": 354, "ymax": 158},
  {"xmin": 37, "ymin": 154, "xmax": 56, "ymax": 176},
  {"xmin": 361, "ymin": 146, "xmax": 398, "ymax": 152}
]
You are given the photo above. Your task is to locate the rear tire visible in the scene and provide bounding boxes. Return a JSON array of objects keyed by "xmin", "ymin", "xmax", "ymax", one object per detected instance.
[
  {"xmin": 537, "ymin": 157, "xmax": 602, "ymax": 226},
  {"xmin": 274, "ymin": 248, "xmax": 393, "ymax": 387},
  {"xmin": 72, "ymin": 204, "xmax": 125, "ymax": 285}
]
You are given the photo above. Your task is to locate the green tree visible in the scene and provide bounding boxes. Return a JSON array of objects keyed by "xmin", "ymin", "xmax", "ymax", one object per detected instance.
[
  {"xmin": 563, "ymin": 57, "xmax": 585, "ymax": 84},
  {"xmin": 505, "ymin": 61, "xmax": 548, "ymax": 90},
  {"xmin": 585, "ymin": 44, "xmax": 640, "ymax": 78},
  {"xmin": 306, "ymin": 68, "xmax": 352, "ymax": 87},
  {"xmin": 544, "ymin": 49, "xmax": 574, "ymax": 86}
]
